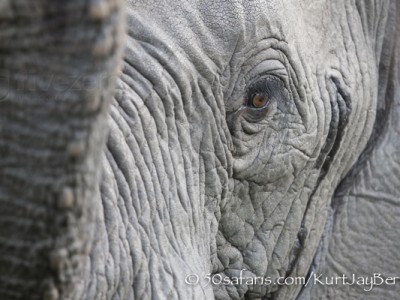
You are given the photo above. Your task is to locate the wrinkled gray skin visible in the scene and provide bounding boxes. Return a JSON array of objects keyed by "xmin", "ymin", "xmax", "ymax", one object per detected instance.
[{"xmin": 0, "ymin": 0, "xmax": 399, "ymax": 299}]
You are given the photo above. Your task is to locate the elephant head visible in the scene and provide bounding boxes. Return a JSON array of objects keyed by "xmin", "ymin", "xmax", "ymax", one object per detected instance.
[{"xmin": 0, "ymin": 0, "xmax": 399, "ymax": 299}]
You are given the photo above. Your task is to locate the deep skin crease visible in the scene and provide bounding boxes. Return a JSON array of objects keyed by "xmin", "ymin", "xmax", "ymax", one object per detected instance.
[{"xmin": 0, "ymin": 0, "xmax": 399, "ymax": 300}]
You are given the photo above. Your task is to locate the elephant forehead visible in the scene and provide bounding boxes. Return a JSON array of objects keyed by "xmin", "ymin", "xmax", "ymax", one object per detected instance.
[{"xmin": 127, "ymin": 0, "xmax": 339, "ymax": 66}]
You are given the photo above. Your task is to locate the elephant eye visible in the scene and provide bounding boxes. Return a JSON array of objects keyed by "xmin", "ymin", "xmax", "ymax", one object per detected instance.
[
  {"xmin": 242, "ymin": 75, "xmax": 285, "ymax": 122},
  {"xmin": 250, "ymin": 93, "xmax": 270, "ymax": 109}
]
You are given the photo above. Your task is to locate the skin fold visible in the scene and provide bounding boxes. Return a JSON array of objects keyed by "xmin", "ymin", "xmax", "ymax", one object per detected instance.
[{"xmin": 0, "ymin": 0, "xmax": 399, "ymax": 299}]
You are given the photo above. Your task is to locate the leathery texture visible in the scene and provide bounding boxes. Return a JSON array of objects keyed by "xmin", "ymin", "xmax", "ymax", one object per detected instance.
[{"xmin": 0, "ymin": 0, "xmax": 396, "ymax": 299}]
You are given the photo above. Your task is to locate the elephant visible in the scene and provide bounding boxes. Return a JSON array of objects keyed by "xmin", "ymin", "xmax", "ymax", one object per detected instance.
[{"xmin": 0, "ymin": 0, "xmax": 399, "ymax": 299}]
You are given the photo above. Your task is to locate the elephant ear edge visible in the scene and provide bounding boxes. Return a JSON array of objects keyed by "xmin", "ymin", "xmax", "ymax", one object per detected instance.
[{"xmin": 298, "ymin": 1, "xmax": 400, "ymax": 299}]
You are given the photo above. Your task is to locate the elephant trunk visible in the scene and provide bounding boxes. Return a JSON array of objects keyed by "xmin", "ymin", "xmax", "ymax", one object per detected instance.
[{"xmin": 0, "ymin": 1, "xmax": 124, "ymax": 299}]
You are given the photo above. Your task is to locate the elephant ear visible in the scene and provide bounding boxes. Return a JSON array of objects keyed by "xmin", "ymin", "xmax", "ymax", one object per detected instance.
[{"xmin": 301, "ymin": 1, "xmax": 400, "ymax": 299}]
